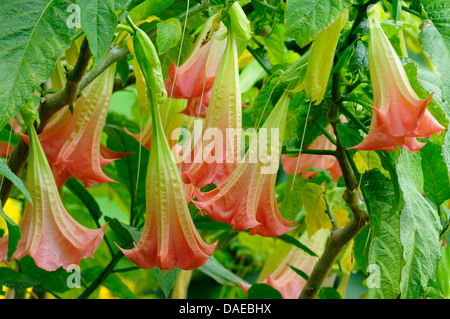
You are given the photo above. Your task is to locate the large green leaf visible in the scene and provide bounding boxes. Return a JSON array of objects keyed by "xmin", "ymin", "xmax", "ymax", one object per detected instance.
[
  {"xmin": 0, "ymin": 267, "xmax": 40, "ymax": 292},
  {"xmin": 285, "ymin": 0, "xmax": 351, "ymax": 47},
  {"xmin": 419, "ymin": 19, "xmax": 450, "ymax": 105},
  {"xmin": 0, "ymin": 0, "xmax": 73, "ymax": 131},
  {"xmin": 420, "ymin": 142, "xmax": 450, "ymax": 207},
  {"xmin": 403, "ymin": 59, "xmax": 449, "ymax": 128},
  {"xmin": 397, "ymin": 151, "xmax": 442, "ymax": 299},
  {"xmin": 78, "ymin": 0, "xmax": 118, "ymax": 64},
  {"xmin": 198, "ymin": 256, "xmax": 249, "ymax": 286},
  {"xmin": 421, "ymin": 0, "xmax": 450, "ymax": 51},
  {"xmin": 363, "ymin": 169, "xmax": 402, "ymax": 299}
]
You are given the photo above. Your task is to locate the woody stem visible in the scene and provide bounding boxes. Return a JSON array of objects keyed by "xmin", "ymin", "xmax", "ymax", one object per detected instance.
[{"xmin": 299, "ymin": 61, "xmax": 369, "ymax": 299}]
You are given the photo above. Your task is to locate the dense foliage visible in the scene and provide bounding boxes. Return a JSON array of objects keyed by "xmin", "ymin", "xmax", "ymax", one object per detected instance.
[{"xmin": 0, "ymin": 0, "xmax": 449, "ymax": 300}]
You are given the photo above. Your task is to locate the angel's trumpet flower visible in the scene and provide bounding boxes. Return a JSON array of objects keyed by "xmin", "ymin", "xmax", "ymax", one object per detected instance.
[
  {"xmin": 118, "ymin": 78, "xmax": 216, "ymax": 271},
  {"xmin": 281, "ymin": 125, "xmax": 342, "ymax": 180},
  {"xmin": 239, "ymin": 228, "xmax": 329, "ymax": 299},
  {"xmin": 21, "ymin": 64, "xmax": 128, "ymax": 187},
  {"xmin": 193, "ymin": 91, "xmax": 295, "ymax": 237},
  {"xmin": 165, "ymin": 14, "xmax": 227, "ymax": 118},
  {"xmin": 180, "ymin": 30, "xmax": 242, "ymax": 189},
  {"xmin": 125, "ymin": 98, "xmax": 188, "ymax": 151},
  {"xmin": 351, "ymin": 14, "xmax": 444, "ymax": 152},
  {"xmin": 0, "ymin": 122, "xmax": 106, "ymax": 271}
]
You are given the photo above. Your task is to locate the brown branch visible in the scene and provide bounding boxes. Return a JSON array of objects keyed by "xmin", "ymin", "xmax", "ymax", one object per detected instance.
[
  {"xmin": 299, "ymin": 71, "xmax": 369, "ymax": 300},
  {"xmin": 0, "ymin": 38, "xmax": 93, "ymax": 205}
]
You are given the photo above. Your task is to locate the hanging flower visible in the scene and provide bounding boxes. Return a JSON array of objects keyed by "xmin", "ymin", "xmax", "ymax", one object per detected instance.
[
  {"xmin": 192, "ymin": 91, "xmax": 295, "ymax": 237},
  {"xmin": 124, "ymin": 97, "xmax": 188, "ymax": 152},
  {"xmin": 281, "ymin": 125, "xmax": 341, "ymax": 180},
  {"xmin": 239, "ymin": 228, "xmax": 329, "ymax": 299},
  {"xmin": 118, "ymin": 84, "xmax": 216, "ymax": 271},
  {"xmin": 21, "ymin": 64, "xmax": 129, "ymax": 187},
  {"xmin": 0, "ymin": 122, "xmax": 106, "ymax": 271},
  {"xmin": 351, "ymin": 14, "xmax": 444, "ymax": 152},
  {"xmin": 164, "ymin": 14, "xmax": 227, "ymax": 118},
  {"xmin": 180, "ymin": 29, "xmax": 243, "ymax": 189}
]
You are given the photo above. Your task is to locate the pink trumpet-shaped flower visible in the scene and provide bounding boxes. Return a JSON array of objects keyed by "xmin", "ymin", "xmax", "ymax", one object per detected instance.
[
  {"xmin": 21, "ymin": 64, "xmax": 129, "ymax": 187},
  {"xmin": 0, "ymin": 122, "xmax": 106, "ymax": 271},
  {"xmin": 125, "ymin": 98, "xmax": 188, "ymax": 151},
  {"xmin": 180, "ymin": 30, "xmax": 242, "ymax": 189},
  {"xmin": 239, "ymin": 228, "xmax": 329, "ymax": 299},
  {"xmin": 118, "ymin": 87, "xmax": 216, "ymax": 271},
  {"xmin": 193, "ymin": 91, "xmax": 295, "ymax": 237},
  {"xmin": 281, "ymin": 125, "xmax": 342, "ymax": 180},
  {"xmin": 351, "ymin": 14, "xmax": 444, "ymax": 152},
  {"xmin": 165, "ymin": 14, "xmax": 227, "ymax": 118}
]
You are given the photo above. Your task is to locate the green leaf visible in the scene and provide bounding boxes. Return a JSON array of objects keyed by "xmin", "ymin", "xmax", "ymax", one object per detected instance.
[
  {"xmin": 420, "ymin": 143, "xmax": 450, "ymax": 207},
  {"xmin": 349, "ymin": 40, "xmax": 369, "ymax": 72},
  {"xmin": 363, "ymin": 169, "xmax": 402, "ymax": 299},
  {"xmin": 0, "ymin": 203, "xmax": 20, "ymax": 262},
  {"xmin": 318, "ymin": 287, "xmax": 342, "ymax": 299},
  {"xmin": 336, "ymin": 122, "xmax": 364, "ymax": 157},
  {"xmin": 279, "ymin": 174, "xmax": 306, "ymax": 222},
  {"xmin": 19, "ymin": 255, "xmax": 71, "ymax": 294},
  {"xmin": 156, "ymin": 18, "xmax": 182, "ymax": 55},
  {"xmin": 102, "ymin": 273, "xmax": 137, "ymax": 299},
  {"xmin": 129, "ymin": 0, "xmax": 175, "ymax": 22},
  {"xmin": 0, "ymin": 0, "xmax": 74, "ymax": 131},
  {"xmin": 403, "ymin": 59, "xmax": 449, "ymax": 130},
  {"xmin": 0, "ymin": 267, "xmax": 40, "ymax": 292},
  {"xmin": 421, "ymin": 0, "xmax": 450, "ymax": 51},
  {"xmin": 0, "ymin": 161, "xmax": 31, "ymax": 203},
  {"xmin": 278, "ymin": 233, "xmax": 318, "ymax": 257},
  {"xmin": 104, "ymin": 216, "xmax": 141, "ymax": 248},
  {"xmin": 104, "ymin": 125, "xmax": 148, "ymax": 222},
  {"xmin": 78, "ymin": 0, "xmax": 117, "ymax": 64},
  {"xmin": 65, "ymin": 178, "xmax": 102, "ymax": 223},
  {"xmin": 392, "ymin": 0, "xmax": 402, "ymax": 21},
  {"xmin": 251, "ymin": 69, "xmax": 288, "ymax": 126},
  {"xmin": 198, "ymin": 256, "xmax": 249, "ymax": 286},
  {"xmin": 288, "ymin": 265, "xmax": 309, "ymax": 281},
  {"xmin": 285, "ymin": 91, "xmax": 329, "ymax": 147},
  {"xmin": 397, "ymin": 151, "xmax": 442, "ymax": 299},
  {"xmin": 285, "ymin": 0, "xmax": 351, "ymax": 47},
  {"xmin": 436, "ymin": 245, "xmax": 450, "ymax": 298},
  {"xmin": 247, "ymin": 283, "xmax": 283, "ymax": 299},
  {"xmin": 419, "ymin": 19, "xmax": 450, "ymax": 105},
  {"xmin": 154, "ymin": 267, "xmax": 180, "ymax": 299}
]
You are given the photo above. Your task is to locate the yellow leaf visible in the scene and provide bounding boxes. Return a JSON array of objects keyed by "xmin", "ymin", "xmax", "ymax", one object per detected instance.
[
  {"xmin": 302, "ymin": 183, "xmax": 330, "ymax": 237},
  {"xmin": 333, "ymin": 207, "xmax": 349, "ymax": 228},
  {"xmin": 340, "ymin": 240, "xmax": 355, "ymax": 274},
  {"xmin": 238, "ymin": 49, "xmax": 253, "ymax": 69},
  {"xmin": 353, "ymin": 151, "xmax": 389, "ymax": 176},
  {"xmin": 304, "ymin": 9, "xmax": 348, "ymax": 104}
]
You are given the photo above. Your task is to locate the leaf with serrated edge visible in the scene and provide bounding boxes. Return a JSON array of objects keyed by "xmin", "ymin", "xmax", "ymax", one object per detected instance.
[{"xmin": 0, "ymin": 0, "xmax": 73, "ymax": 131}]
